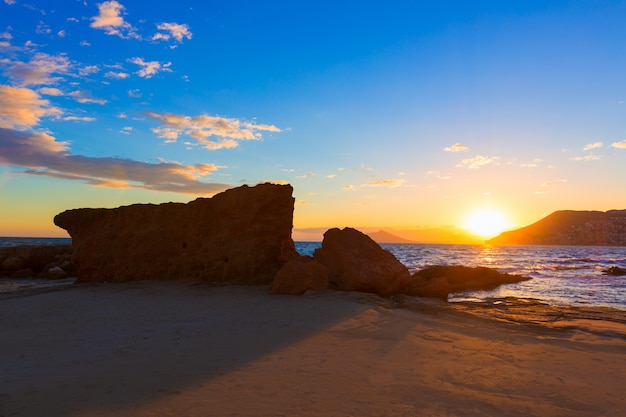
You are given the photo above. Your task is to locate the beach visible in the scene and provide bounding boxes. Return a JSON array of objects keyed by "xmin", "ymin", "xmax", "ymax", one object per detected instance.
[{"xmin": 1, "ymin": 283, "xmax": 625, "ymax": 417}]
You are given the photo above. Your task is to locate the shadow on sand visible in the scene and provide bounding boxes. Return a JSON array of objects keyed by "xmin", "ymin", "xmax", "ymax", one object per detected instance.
[{"xmin": 0, "ymin": 282, "xmax": 388, "ymax": 416}]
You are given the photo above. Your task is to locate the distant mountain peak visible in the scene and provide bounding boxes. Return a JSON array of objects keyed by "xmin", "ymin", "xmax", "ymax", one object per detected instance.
[
  {"xmin": 367, "ymin": 230, "xmax": 416, "ymax": 244},
  {"xmin": 487, "ymin": 209, "xmax": 626, "ymax": 246}
]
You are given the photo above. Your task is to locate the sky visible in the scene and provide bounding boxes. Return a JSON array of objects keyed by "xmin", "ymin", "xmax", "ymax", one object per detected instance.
[{"xmin": 1, "ymin": 0, "xmax": 625, "ymax": 242}]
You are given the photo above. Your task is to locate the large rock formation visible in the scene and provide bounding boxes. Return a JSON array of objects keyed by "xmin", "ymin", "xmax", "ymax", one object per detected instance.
[
  {"xmin": 487, "ymin": 210, "xmax": 626, "ymax": 246},
  {"xmin": 54, "ymin": 183, "xmax": 298, "ymax": 284},
  {"xmin": 313, "ymin": 227, "xmax": 411, "ymax": 297}
]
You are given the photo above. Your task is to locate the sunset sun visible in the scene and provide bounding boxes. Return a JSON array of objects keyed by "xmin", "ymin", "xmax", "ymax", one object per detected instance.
[{"xmin": 464, "ymin": 209, "xmax": 509, "ymax": 238}]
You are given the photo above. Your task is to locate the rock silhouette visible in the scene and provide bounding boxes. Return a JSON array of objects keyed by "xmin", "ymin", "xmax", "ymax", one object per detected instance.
[
  {"xmin": 313, "ymin": 227, "xmax": 411, "ymax": 297},
  {"xmin": 54, "ymin": 183, "xmax": 298, "ymax": 284}
]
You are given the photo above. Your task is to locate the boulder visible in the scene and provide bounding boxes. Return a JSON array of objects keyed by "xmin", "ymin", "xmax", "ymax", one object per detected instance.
[
  {"xmin": 54, "ymin": 183, "xmax": 298, "ymax": 284},
  {"xmin": 48, "ymin": 266, "xmax": 69, "ymax": 280},
  {"xmin": 402, "ymin": 265, "xmax": 531, "ymax": 298},
  {"xmin": 270, "ymin": 256, "xmax": 329, "ymax": 295},
  {"xmin": 0, "ymin": 245, "xmax": 73, "ymax": 278},
  {"xmin": 313, "ymin": 227, "xmax": 411, "ymax": 297}
]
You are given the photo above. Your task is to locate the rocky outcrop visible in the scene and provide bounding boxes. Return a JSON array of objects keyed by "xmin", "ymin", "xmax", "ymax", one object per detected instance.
[
  {"xmin": 0, "ymin": 244, "xmax": 73, "ymax": 278},
  {"xmin": 487, "ymin": 210, "xmax": 626, "ymax": 246},
  {"xmin": 313, "ymin": 227, "xmax": 411, "ymax": 297},
  {"xmin": 603, "ymin": 266, "xmax": 626, "ymax": 276},
  {"xmin": 270, "ymin": 256, "xmax": 329, "ymax": 295},
  {"xmin": 403, "ymin": 265, "xmax": 531, "ymax": 299},
  {"xmin": 54, "ymin": 183, "xmax": 298, "ymax": 284}
]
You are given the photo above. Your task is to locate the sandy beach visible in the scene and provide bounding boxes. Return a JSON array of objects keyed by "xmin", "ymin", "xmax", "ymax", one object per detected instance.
[{"xmin": 1, "ymin": 283, "xmax": 625, "ymax": 417}]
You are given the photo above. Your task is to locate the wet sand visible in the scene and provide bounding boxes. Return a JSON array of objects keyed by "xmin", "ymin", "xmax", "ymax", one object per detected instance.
[{"xmin": 1, "ymin": 282, "xmax": 625, "ymax": 417}]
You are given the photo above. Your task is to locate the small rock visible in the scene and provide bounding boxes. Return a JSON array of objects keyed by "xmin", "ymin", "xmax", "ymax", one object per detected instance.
[
  {"xmin": 603, "ymin": 266, "xmax": 626, "ymax": 276},
  {"xmin": 2, "ymin": 256, "xmax": 24, "ymax": 273},
  {"xmin": 48, "ymin": 266, "xmax": 69, "ymax": 280},
  {"xmin": 12, "ymin": 269, "xmax": 34, "ymax": 278}
]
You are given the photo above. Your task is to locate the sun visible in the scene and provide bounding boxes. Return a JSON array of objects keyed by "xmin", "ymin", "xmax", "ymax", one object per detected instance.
[{"xmin": 464, "ymin": 209, "xmax": 509, "ymax": 238}]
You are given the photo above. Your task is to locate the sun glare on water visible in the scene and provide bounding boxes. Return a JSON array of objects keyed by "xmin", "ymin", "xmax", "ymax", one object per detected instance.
[{"xmin": 464, "ymin": 209, "xmax": 509, "ymax": 238}]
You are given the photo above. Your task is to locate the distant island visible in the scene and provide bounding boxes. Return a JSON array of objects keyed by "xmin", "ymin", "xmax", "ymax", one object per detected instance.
[{"xmin": 487, "ymin": 210, "xmax": 626, "ymax": 246}]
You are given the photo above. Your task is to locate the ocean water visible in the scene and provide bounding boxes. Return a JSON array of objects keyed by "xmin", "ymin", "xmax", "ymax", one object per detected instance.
[
  {"xmin": 1, "ymin": 238, "xmax": 624, "ymax": 310},
  {"xmin": 0, "ymin": 237, "xmax": 71, "ymax": 247},
  {"xmin": 296, "ymin": 242, "xmax": 626, "ymax": 310}
]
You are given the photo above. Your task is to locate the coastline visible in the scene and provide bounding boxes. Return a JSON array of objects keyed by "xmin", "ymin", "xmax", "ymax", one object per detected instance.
[{"xmin": 2, "ymin": 282, "xmax": 625, "ymax": 416}]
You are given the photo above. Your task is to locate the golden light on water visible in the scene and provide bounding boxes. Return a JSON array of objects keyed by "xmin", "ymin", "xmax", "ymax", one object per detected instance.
[{"xmin": 464, "ymin": 208, "xmax": 510, "ymax": 238}]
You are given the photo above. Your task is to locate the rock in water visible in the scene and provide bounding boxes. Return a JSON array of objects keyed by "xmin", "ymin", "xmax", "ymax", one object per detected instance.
[
  {"xmin": 313, "ymin": 227, "xmax": 411, "ymax": 297},
  {"xmin": 54, "ymin": 183, "xmax": 298, "ymax": 284}
]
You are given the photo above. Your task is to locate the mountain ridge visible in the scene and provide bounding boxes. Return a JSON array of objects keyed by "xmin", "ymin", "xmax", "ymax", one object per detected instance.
[{"xmin": 487, "ymin": 209, "xmax": 626, "ymax": 246}]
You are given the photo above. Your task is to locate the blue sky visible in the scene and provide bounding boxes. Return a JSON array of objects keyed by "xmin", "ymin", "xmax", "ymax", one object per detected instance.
[{"xmin": 1, "ymin": 0, "xmax": 625, "ymax": 240}]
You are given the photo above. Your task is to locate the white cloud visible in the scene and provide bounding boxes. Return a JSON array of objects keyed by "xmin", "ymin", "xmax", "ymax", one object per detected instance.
[
  {"xmin": 570, "ymin": 155, "xmax": 600, "ymax": 161},
  {"xmin": 456, "ymin": 155, "xmax": 500, "ymax": 169},
  {"xmin": 344, "ymin": 184, "xmax": 355, "ymax": 190},
  {"xmin": 105, "ymin": 71, "xmax": 129, "ymax": 79},
  {"xmin": 0, "ymin": 85, "xmax": 62, "ymax": 128},
  {"xmin": 79, "ymin": 65, "xmax": 99, "ymax": 76},
  {"xmin": 520, "ymin": 158, "xmax": 542, "ymax": 168},
  {"xmin": 90, "ymin": 0, "xmax": 139, "ymax": 39},
  {"xmin": 611, "ymin": 140, "xmax": 626, "ymax": 149},
  {"xmin": 129, "ymin": 57, "xmax": 172, "ymax": 78},
  {"xmin": 536, "ymin": 179, "xmax": 567, "ymax": 194},
  {"xmin": 64, "ymin": 116, "xmax": 96, "ymax": 122},
  {"xmin": 68, "ymin": 90, "xmax": 107, "ymax": 105},
  {"xmin": 444, "ymin": 143, "xmax": 469, "ymax": 152},
  {"xmin": 153, "ymin": 22, "xmax": 192, "ymax": 43},
  {"xmin": 144, "ymin": 111, "xmax": 283, "ymax": 150},
  {"xmin": 583, "ymin": 141, "xmax": 603, "ymax": 151},
  {"xmin": 36, "ymin": 21, "xmax": 52, "ymax": 35},
  {"xmin": 4, "ymin": 0, "xmax": 17, "ymax": 5}
]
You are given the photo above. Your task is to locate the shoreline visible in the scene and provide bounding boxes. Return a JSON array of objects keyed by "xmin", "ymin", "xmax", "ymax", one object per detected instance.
[{"xmin": 2, "ymin": 282, "xmax": 625, "ymax": 416}]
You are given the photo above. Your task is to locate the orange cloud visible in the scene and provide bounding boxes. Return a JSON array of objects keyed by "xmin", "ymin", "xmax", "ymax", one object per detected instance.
[
  {"xmin": 0, "ymin": 127, "xmax": 230, "ymax": 195},
  {"xmin": 364, "ymin": 178, "xmax": 405, "ymax": 188},
  {"xmin": 90, "ymin": 0, "xmax": 139, "ymax": 39},
  {"xmin": 4, "ymin": 53, "xmax": 71, "ymax": 85},
  {"xmin": 444, "ymin": 143, "xmax": 468, "ymax": 152},
  {"xmin": 583, "ymin": 141, "xmax": 603, "ymax": 151},
  {"xmin": 611, "ymin": 140, "xmax": 626, "ymax": 149},
  {"xmin": 456, "ymin": 155, "xmax": 500, "ymax": 169},
  {"xmin": 0, "ymin": 85, "xmax": 62, "ymax": 128}
]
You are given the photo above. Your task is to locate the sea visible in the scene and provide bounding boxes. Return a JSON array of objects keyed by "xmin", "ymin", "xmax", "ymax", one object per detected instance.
[
  {"xmin": 296, "ymin": 242, "xmax": 626, "ymax": 311},
  {"xmin": 1, "ymin": 237, "xmax": 625, "ymax": 310}
]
